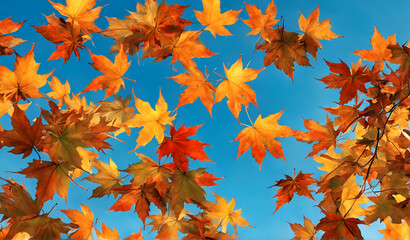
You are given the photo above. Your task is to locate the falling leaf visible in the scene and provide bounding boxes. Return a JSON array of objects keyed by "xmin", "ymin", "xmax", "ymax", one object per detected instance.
[
  {"xmin": 59, "ymin": 204, "xmax": 94, "ymax": 239},
  {"xmin": 194, "ymin": 0, "xmax": 241, "ymax": 37},
  {"xmin": 234, "ymin": 110, "xmax": 293, "ymax": 167},
  {"xmin": 242, "ymin": 0, "xmax": 279, "ymax": 41},
  {"xmin": 215, "ymin": 56, "xmax": 263, "ymax": 120}
]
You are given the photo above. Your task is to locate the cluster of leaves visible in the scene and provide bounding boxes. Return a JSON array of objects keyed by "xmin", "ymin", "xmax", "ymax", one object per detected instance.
[
  {"xmin": 271, "ymin": 27, "xmax": 410, "ymax": 239},
  {"xmin": 1, "ymin": 0, "xmax": 409, "ymax": 239}
]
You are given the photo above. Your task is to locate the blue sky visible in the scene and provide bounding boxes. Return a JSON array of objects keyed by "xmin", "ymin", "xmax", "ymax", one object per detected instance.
[{"xmin": 1, "ymin": 0, "xmax": 410, "ymax": 239}]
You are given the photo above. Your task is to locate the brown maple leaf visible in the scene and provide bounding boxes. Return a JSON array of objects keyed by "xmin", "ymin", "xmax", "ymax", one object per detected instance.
[
  {"xmin": 270, "ymin": 171, "xmax": 316, "ymax": 213},
  {"xmin": 316, "ymin": 211, "xmax": 366, "ymax": 239},
  {"xmin": 17, "ymin": 160, "xmax": 73, "ymax": 204},
  {"xmin": 256, "ymin": 27, "xmax": 310, "ymax": 80},
  {"xmin": 0, "ymin": 106, "xmax": 43, "ymax": 159}
]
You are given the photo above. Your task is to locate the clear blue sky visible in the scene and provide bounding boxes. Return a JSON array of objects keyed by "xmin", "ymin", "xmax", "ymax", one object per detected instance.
[{"xmin": 1, "ymin": 0, "xmax": 410, "ymax": 239}]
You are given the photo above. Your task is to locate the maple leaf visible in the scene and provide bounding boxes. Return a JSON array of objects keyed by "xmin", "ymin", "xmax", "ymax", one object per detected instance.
[
  {"xmin": 48, "ymin": 0, "xmax": 102, "ymax": 35},
  {"xmin": 316, "ymin": 211, "xmax": 366, "ymax": 239},
  {"xmin": 81, "ymin": 44, "xmax": 131, "ymax": 99},
  {"xmin": 41, "ymin": 107, "xmax": 116, "ymax": 168},
  {"xmin": 0, "ymin": 179, "xmax": 69, "ymax": 239},
  {"xmin": 95, "ymin": 222, "xmax": 120, "ymax": 240},
  {"xmin": 388, "ymin": 42, "xmax": 410, "ymax": 72},
  {"xmin": 234, "ymin": 110, "xmax": 293, "ymax": 167},
  {"xmin": 242, "ymin": 0, "xmax": 279, "ymax": 41},
  {"xmin": 124, "ymin": 228, "xmax": 143, "ymax": 240},
  {"xmin": 0, "ymin": 178, "xmax": 42, "ymax": 222},
  {"xmin": 168, "ymin": 64, "xmax": 215, "ymax": 116},
  {"xmin": 157, "ymin": 124, "xmax": 212, "ymax": 172},
  {"xmin": 294, "ymin": 116, "xmax": 339, "ymax": 157},
  {"xmin": 0, "ymin": 98, "xmax": 30, "ymax": 120},
  {"xmin": 256, "ymin": 27, "xmax": 311, "ymax": 80},
  {"xmin": 97, "ymin": 94, "xmax": 135, "ymax": 136},
  {"xmin": 169, "ymin": 168, "xmax": 221, "ymax": 218},
  {"xmin": 83, "ymin": 158, "xmax": 123, "ymax": 199},
  {"xmin": 205, "ymin": 192, "xmax": 253, "ymax": 233},
  {"xmin": 298, "ymin": 5, "xmax": 339, "ymax": 59},
  {"xmin": 47, "ymin": 76, "xmax": 70, "ymax": 107},
  {"xmin": 123, "ymin": 153, "xmax": 174, "ymax": 197},
  {"xmin": 194, "ymin": 0, "xmax": 242, "ymax": 37},
  {"xmin": 353, "ymin": 26, "xmax": 396, "ymax": 63},
  {"xmin": 270, "ymin": 171, "xmax": 316, "ymax": 213},
  {"xmin": 102, "ymin": 0, "xmax": 190, "ymax": 56},
  {"xmin": 125, "ymin": 91, "xmax": 175, "ymax": 150},
  {"xmin": 148, "ymin": 209, "xmax": 189, "ymax": 239},
  {"xmin": 59, "ymin": 204, "xmax": 94, "ymax": 239},
  {"xmin": 318, "ymin": 59, "xmax": 370, "ymax": 104},
  {"xmin": 150, "ymin": 30, "xmax": 217, "ymax": 70},
  {"xmin": 364, "ymin": 193, "xmax": 406, "ymax": 224},
  {"xmin": 33, "ymin": 14, "xmax": 89, "ymax": 63},
  {"xmin": 0, "ymin": 106, "xmax": 43, "ymax": 159},
  {"xmin": 17, "ymin": 160, "xmax": 73, "ymax": 204},
  {"xmin": 323, "ymin": 101, "xmax": 363, "ymax": 133},
  {"xmin": 0, "ymin": 17, "xmax": 25, "ymax": 56},
  {"xmin": 109, "ymin": 183, "xmax": 167, "ymax": 225},
  {"xmin": 0, "ymin": 44, "xmax": 51, "ymax": 102},
  {"xmin": 379, "ymin": 217, "xmax": 410, "ymax": 239},
  {"xmin": 289, "ymin": 216, "xmax": 317, "ymax": 240},
  {"xmin": 215, "ymin": 56, "xmax": 263, "ymax": 120}
]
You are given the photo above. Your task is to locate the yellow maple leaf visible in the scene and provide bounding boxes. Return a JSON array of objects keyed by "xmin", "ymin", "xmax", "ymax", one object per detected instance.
[
  {"xmin": 205, "ymin": 192, "xmax": 253, "ymax": 233},
  {"xmin": 126, "ymin": 91, "xmax": 175, "ymax": 150}
]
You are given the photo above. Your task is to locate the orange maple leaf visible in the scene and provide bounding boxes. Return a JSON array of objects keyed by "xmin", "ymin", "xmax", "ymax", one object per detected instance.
[
  {"xmin": 205, "ymin": 192, "xmax": 253, "ymax": 233},
  {"xmin": 318, "ymin": 59, "xmax": 370, "ymax": 104},
  {"xmin": 17, "ymin": 160, "xmax": 73, "ymax": 205},
  {"xmin": 81, "ymin": 44, "xmax": 131, "ymax": 99},
  {"xmin": 294, "ymin": 116, "xmax": 339, "ymax": 158},
  {"xmin": 168, "ymin": 64, "xmax": 215, "ymax": 117},
  {"xmin": 353, "ymin": 26, "xmax": 396, "ymax": 63},
  {"xmin": 48, "ymin": 0, "xmax": 102, "ymax": 35},
  {"xmin": 234, "ymin": 110, "xmax": 293, "ymax": 167},
  {"xmin": 289, "ymin": 216, "xmax": 317, "ymax": 239},
  {"xmin": 0, "ymin": 45, "xmax": 51, "ymax": 102},
  {"xmin": 270, "ymin": 171, "xmax": 316, "ymax": 213},
  {"xmin": 95, "ymin": 222, "xmax": 120, "ymax": 240},
  {"xmin": 110, "ymin": 183, "xmax": 166, "ymax": 225},
  {"xmin": 214, "ymin": 56, "xmax": 263, "ymax": 120},
  {"xmin": 242, "ymin": 0, "xmax": 279, "ymax": 41},
  {"xmin": 0, "ymin": 17, "xmax": 26, "ymax": 56},
  {"xmin": 194, "ymin": 0, "xmax": 242, "ymax": 37},
  {"xmin": 33, "ymin": 14, "xmax": 89, "ymax": 63},
  {"xmin": 298, "ymin": 5, "xmax": 339, "ymax": 59},
  {"xmin": 59, "ymin": 204, "xmax": 94, "ymax": 239}
]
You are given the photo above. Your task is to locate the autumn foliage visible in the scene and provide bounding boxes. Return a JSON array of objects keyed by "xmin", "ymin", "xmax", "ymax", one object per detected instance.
[{"xmin": 0, "ymin": 0, "xmax": 409, "ymax": 239}]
